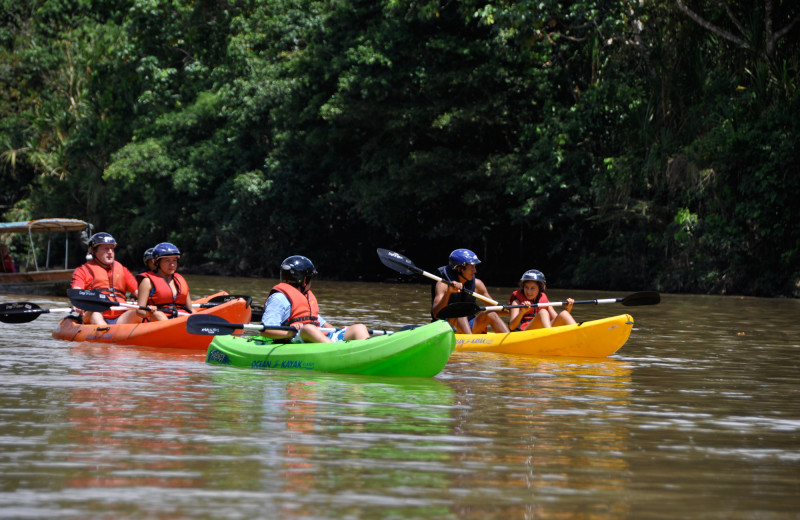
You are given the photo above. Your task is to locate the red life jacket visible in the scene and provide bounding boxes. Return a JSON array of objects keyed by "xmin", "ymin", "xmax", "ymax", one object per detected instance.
[
  {"xmin": 268, "ymin": 282, "xmax": 320, "ymax": 329},
  {"xmin": 508, "ymin": 289, "xmax": 550, "ymax": 331},
  {"xmin": 141, "ymin": 271, "xmax": 190, "ymax": 317},
  {"xmin": 74, "ymin": 260, "xmax": 132, "ymax": 319}
]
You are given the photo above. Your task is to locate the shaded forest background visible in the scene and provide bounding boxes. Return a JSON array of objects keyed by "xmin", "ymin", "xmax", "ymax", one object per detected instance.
[{"xmin": 2, "ymin": 0, "xmax": 798, "ymax": 296}]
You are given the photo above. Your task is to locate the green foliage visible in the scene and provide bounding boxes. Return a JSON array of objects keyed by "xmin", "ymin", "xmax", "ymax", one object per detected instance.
[{"xmin": 1, "ymin": 0, "xmax": 798, "ymax": 295}]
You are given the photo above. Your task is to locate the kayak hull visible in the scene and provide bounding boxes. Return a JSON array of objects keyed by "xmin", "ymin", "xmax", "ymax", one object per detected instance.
[
  {"xmin": 206, "ymin": 320, "xmax": 455, "ymax": 377},
  {"xmin": 455, "ymin": 314, "xmax": 634, "ymax": 357},
  {"xmin": 51, "ymin": 292, "xmax": 251, "ymax": 350}
]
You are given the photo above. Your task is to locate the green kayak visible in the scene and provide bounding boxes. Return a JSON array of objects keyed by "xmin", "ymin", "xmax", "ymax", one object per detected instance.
[{"xmin": 205, "ymin": 320, "xmax": 455, "ymax": 377}]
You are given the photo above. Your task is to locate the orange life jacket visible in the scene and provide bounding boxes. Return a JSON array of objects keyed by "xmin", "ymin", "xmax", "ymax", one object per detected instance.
[
  {"xmin": 141, "ymin": 271, "xmax": 190, "ymax": 317},
  {"xmin": 75, "ymin": 260, "xmax": 133, "ymax": 320},
  {"xmin": 268, "ymin": 282, "xmax": 320, "ymax": 329},
  {"xmin": 508, "ymin": 289, "xmax": 549, "ymax": 331}
]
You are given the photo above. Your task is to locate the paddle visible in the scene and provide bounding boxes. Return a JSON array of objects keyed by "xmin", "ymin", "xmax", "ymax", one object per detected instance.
[
  {"xmin": 0, "ymin": 302, "xmax": 76, "ymax": 324},
  {"xmin": 67, "ymin": 289, "xmax": 252, "ymax": 314},
  {"xmin": 437, "ymin": 291, "xmax": 662, "ymax": 320},
  {"xmin": 376, "ymin": 248, "xmax": 499, "ymax": 305},
  {"xmin": 194, "ymin": 294, "xmax": 253, "ymax": 309},
  {"xmin": 66, "ymin": 288, "xmax": 149, "ymax": 313},
  {"xmin": 186, "ymin": 314, "xmax": 394, "ymax": 337}
]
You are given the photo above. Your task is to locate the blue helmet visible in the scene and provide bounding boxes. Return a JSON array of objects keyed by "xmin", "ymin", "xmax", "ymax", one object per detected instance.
[
  {"xmin": 449, "ymin": 249, "xmax": 481, "ymax": 269},
  {"xmin": 280, "ymin": 255, "xmax": 317, "ymax": 285},
  {"xmin": 520, "ymin": 269, "xmax": 546, "ymax": 290},
  {"xmin": 88, "ymin": 232, "xmax": 116, "ymax": 249},
  {"xmin": 153, "ymin": 242, "xmax": 181, "ymax": 260}
]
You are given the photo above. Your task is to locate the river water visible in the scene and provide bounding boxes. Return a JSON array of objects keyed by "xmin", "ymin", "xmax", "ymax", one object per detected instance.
[{"xmin": 1, "ymin": 275, "xmax": 798, "ymax": 519}]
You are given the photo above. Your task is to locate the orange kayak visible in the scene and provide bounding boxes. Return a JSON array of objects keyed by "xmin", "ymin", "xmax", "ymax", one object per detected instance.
[{"xmin": 52, "ymin": 292, "xmax": 251, "ymax": 350}]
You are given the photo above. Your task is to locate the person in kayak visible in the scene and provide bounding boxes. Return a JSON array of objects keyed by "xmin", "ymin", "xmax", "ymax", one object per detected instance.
[
  {"xmin": 508, "ymin": 269, "xmax": 575, "ymax": 331},
  {"xmin": 135, "ymin": 247, "xmax": 157, "ymax": 283},
  {"xmin": 431, "ymin": 248, "xmax": 508, "ymax": 334},
  {"xmin": 136, "ymin": 242, "xmax": 193, "ymax": 321},
  {"xmin": 1, "ymin": 244, "xmax": 16, "ymax": 273},
  {"xmin": 71, "ymin": 232, "xmax": 141, "ymax": 325},
  {"xmin": 261, "ymin": 255, "xmax": 370, "ymax": 343}
]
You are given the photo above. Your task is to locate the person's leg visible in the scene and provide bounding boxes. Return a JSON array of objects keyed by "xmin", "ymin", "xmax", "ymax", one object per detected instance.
[{"xmin": 344, "ymin": 323, "xmax": 370, "ymax": 340}]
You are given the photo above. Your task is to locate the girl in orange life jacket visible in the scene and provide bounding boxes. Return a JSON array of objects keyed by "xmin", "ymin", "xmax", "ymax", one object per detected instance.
[
  {"xmin": 136, "ymin": 242, "xmax": 193, "ymax": 321},
  {"xmin": 261, "ymin": 255, "xmax": 369, "ymax": 343},
  {"xmin": 70, "ymin": 232, "xmax": 141, "ymax": 325},
  {"xmin": 508, "ymin": 269, "xmax": 576, "ymax": 331}
]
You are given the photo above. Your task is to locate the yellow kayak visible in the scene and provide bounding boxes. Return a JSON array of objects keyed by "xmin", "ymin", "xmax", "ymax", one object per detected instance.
[{"xmin": 455, "ymin": 314, "xmax": 634, "ymax": 357}]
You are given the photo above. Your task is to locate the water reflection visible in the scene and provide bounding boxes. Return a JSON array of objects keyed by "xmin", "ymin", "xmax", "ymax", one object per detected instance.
[
  {"xmin": 441, "ymin": 353, "xmax": 634, "ymax": 519},
  {"xmin": 62, "ymin": 343, "xmax": 209, "ymax": 489},
  {"xmin": 205, "ymin": 370, "xmax": 459, "ymax": 517},
  {"xmin": 2, "ymin": 279, "xmax": 800, "ymax": 518}
]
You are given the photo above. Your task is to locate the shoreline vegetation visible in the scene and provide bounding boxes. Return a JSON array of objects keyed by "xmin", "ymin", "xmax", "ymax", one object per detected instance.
[{"xmin": 2, "ymin": 1, "xmax": 798, "ymax": 298}]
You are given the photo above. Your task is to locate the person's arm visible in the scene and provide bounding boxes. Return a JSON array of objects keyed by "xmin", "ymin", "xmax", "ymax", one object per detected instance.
[
  {"xmin": 260, "ymin": 293, "xmax": 296, "ymax": 341},
  {"xmin": 122, "ymin": 266, "xmax": 139, "ymax": 299},
  {"xmin": 431, "ymin": 280, "xmax": 461, "ymax": 319},
  {"xmin": 136, "ymin": 278, "xmax": 155, "ymax": 320},
  {"xmin": 71, "ymin": 265, "xmax": 89, "ymax": 289},
  {"xmin": 508, "ymin": 298, "xmax": 532, "ymax": 331},
  {"xmin": 474, "ymin": 279, "xmax": 499, "ymax": 309}
]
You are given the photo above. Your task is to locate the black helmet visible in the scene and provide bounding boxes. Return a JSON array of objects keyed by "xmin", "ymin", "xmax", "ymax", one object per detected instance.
[
  {"xmin": 153, "ymin": 242, "xmax": 181, "ymax": 260},
  {"xmin": 520, "ymin": 269, "xmax": 546, "ymax": 290},
  {"xmin": 280, "ymin": 255, "xmax": 317, "ymax": 285},
  {"xmin": 143, "ymin": 247, "xmax": 155, "ymax": 265},
  {"xmin": 88, "ymin": 232, "xmax": 116, "ymax": 249}
]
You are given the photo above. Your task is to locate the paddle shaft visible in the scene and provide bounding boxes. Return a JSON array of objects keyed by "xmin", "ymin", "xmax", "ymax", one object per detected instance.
[
  {"xmin": 438, "ymin": 291, "xmax": 660, "ymax": 319},
  {"xmin": 377, "ymin": 248, "xmax": 498, "ymax": 305},
  {"xmin": 186, "ymin": 314, "xmax": 392, "ymax": 337},
  {"xmin": 235, "ymin": 324, "xmax": 391, "ymax": 336},
  {"xmin": 0, "ymin": 302, "xmax": 74, "ymax": 323}
]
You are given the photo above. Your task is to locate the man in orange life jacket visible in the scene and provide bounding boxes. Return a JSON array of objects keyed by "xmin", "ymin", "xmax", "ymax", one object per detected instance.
[
  {"xmin": 70, "ymin": 232, "xmax": 140, "ymax": 325},
  {"xmin": 260, "ymin": 255, "xmax": 369, "ymax": 343}
]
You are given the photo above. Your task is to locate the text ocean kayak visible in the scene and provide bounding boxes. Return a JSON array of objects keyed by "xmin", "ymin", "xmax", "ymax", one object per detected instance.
[
  {"xmin": 206, "ymin": 320, "xmax": 455, "ymax": 377},
  {"xmin": 52, "ymin": 292, "xmax": 251, "ymax": 350},
  {"xmin": 455, "ymin": 314, "xmax": 634, "ymax": 357}
]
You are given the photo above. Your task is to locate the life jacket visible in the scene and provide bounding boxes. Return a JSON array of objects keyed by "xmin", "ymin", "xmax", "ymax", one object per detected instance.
[
  {"xmin": 135, "ymin": 269, "xmax": 155, "ymax": 284},
  {"xmin": 74, "ymin": 260, "xmax": 133, "ymax": 320},
  {"xmin": 508, "ymin": 289, "xmax": 549, "ymax": 331},
  {"xmin": 78, "ymin": 260, "xmax": 129, "ymax": 301},
  {"xmin": 430, "ymin": 265, "xmax": 477, "ymax": 320},
  {"xmin": 268, "ymin": 282, "xmax": 320, "ymax": 329},
  {"xmin": 142, "ymin": 271, "xmax": 190, "ymax": 318}
]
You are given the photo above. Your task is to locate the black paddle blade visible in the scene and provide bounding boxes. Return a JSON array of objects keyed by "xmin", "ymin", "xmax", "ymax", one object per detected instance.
[
  {"xmin": 201, "ymin": 294, "xmax": 254, "ymax": 309},
  {"xmin": 376, "ymin": 248, "xmax": 419, "ymax": 276},
  {"xmin": 621, "ymin": 291, "xmax": 661, "ymax": 306},
  {"xmin": 186, "ymin": 314, "xmax": 242, "ymax": 336},
  {"xmin": 66, "ymin": 288, "xmax": 116, "ymax": 312},
  {"xmin": 437, "ymin": 302, "xmax": 481, "ymax": 320},
  {"xmin": 0, "ymin": 302, "xmax": 45, "ymax": 324}
]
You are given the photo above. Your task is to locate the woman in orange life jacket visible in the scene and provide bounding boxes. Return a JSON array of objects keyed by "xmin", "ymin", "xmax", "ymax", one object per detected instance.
[
  {"xmin": 508, "ymin": 269, "xmax": 575, "ymax": 331},
  {"xmin": 70, "ymin": 232, "xmax": 141, "ymax": 325},
  {"xmin": 431, "ymin": 248, "xmax": 509, "ymax": 334},
  {"xmin": 260, "ymin": 255, "xmax": 370, "ymax": 343},
  {"xmin": 136, "ymin": 242, "xmax": 194, "ymax": 321}
]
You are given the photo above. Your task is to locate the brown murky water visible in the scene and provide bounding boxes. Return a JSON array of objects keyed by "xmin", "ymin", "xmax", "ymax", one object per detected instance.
[{"xmin": 1, "ymin": 275, "xmax": 798, "ymax": 519}]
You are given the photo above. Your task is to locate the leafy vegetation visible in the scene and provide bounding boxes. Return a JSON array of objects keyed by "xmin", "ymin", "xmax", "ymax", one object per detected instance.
[{"xmin": 2, "ymin": 0, "xmax": 798, "ymax": 296}]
